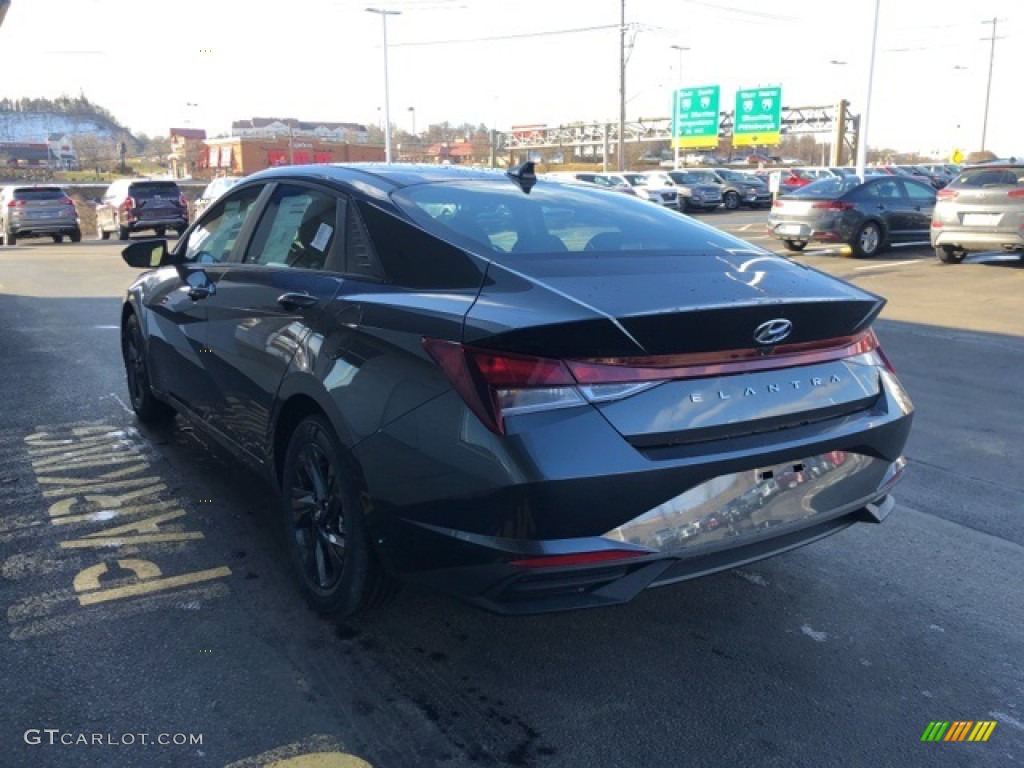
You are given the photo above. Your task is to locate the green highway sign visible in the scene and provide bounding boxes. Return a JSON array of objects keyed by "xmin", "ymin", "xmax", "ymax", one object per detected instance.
[
  {"xmin": 733, "ymin": 86, "xmax": 782, "ymax": 147},
  {"xmin": 671, "ymin": 85, "xmax": 721, "ymax": 149}
]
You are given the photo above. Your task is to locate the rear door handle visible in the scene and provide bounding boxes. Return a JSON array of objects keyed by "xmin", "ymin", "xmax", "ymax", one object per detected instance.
[{"xmin": 277, "ymin": 292, "xmax": 319, "ymax": 310}]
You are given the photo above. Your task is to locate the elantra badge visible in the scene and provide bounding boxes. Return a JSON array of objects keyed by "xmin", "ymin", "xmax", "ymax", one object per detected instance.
[{"xmin": 753, "ymin": 318, "xmax": 793, "ymax": 345}]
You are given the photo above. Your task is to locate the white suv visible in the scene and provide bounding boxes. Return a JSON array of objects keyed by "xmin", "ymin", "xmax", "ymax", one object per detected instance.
[{"xmin": 618, "ymin": 172, "xmax": 679, "ymax": 209}]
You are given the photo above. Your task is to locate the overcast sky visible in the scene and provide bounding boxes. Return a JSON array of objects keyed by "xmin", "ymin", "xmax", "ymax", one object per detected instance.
[{"xmin": 1, "ymin": 0, "xmax": 1020, "ymax": 157}]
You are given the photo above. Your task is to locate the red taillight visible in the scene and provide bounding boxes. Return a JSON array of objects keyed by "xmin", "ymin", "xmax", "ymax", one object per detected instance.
[
  {"xmin": 423, "ymin": 340, "xmax": 578, "ymax": 434},
  {"xmin": 179, "ymin": 193, "xmax": 188, "ymax": 207},
  {"xmin": 122, "ymin": 196, "xmax": 136, "ymax": 210},
  {"xmin": 772, "ymin": 199, "xmax": 784, "ymax": 208},
  {"xmin": 810, "ymin": 201, "xmax": 854, "ymax": 211},
  {"xmin": 510, "ymin": 549, "xmax": 648, "ymax": 568},
  {"xmin": 1008, "ymin": 189, "xmax": 1024, "ymax": 198},
  {"xmin": 62, "ymin": 197, "xmax": 75, "ymax": 208},
  {"xmin": 936, "ymin": 189, "xmax": 958, "ymax": 201},
  {"xmin": 931, "ymin": 220, "xmax": 943, "ymax": 228},
  {"xmin": 8, "ymin": 199, "xmax": 24, "ymax": 208}
]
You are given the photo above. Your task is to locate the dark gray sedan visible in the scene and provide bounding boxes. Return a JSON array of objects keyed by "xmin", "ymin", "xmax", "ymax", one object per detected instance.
[
  {"xmin": 119, "ymin": 163, "xmax": 913, "ymax": 617},
  {"xmin": 768, "ymin": 176, "xmax": 936, "ymax": 257}
]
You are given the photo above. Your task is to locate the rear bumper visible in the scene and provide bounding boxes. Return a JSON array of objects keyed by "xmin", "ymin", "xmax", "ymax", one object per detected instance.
[
  {"xmin": 355, "ymin": 371, "xmax": 913, "ymax": 614},
  {"xmin": 126, "ymin": 216, "xmax": 188, "ymax": 232},
  {"xmin": 8, "ymin": 217, "xmax": 79, "ymax": 235},
  {"xmin": 931, "ymin": 228, "xmax": 1024, "ymax": 252}
]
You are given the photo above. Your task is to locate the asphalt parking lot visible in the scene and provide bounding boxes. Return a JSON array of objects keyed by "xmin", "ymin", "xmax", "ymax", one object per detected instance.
[{"xmin": 1, "ymin": 229, "xmax": 1022, "ymax": 768}]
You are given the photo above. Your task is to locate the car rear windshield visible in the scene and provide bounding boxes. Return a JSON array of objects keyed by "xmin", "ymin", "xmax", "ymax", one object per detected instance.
[
  {"xmin": 131, "ymin": 183, "xmax": 182, "ymax": 199},
  {"xmin": 13, "ymin": 187, "xmax": 66, "ymax": 201},
  {"xmin": 950, "ymin": 167, "xmax": 1024, "ymax": 189},
  {"xmin": 392, "ymin": 180, "xmax": 741, "ymax": 256},
  {"xmin": 787, "ymin": 177, "xmax": 862, "ymax": 198}
]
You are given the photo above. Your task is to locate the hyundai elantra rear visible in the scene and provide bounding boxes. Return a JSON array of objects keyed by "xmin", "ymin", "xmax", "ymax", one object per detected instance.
[{"xmin": 121, "ymin": 164, "xmax": 913, "ymax": 616}]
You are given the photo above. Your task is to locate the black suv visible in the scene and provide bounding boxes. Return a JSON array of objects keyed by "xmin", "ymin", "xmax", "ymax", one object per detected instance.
[{"xmin": 96, "ymin": 179, "xmax": 189, "ymax": 240}]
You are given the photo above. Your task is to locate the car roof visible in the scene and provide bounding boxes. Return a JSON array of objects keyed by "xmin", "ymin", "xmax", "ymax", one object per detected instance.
[{"xmin": 246, "ymin": 162, "xmax": 507, "ymax": 191}]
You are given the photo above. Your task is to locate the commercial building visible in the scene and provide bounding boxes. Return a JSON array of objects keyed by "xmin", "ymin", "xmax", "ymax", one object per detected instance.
[{"xmin": 200, "ymin": 136, "xmax": 384, "ymax": 176}]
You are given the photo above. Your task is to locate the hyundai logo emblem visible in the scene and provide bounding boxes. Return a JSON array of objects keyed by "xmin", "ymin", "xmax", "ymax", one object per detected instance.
[{"xmin": 753, "ymin": 319, "xmax": 793, "ymax": 345}]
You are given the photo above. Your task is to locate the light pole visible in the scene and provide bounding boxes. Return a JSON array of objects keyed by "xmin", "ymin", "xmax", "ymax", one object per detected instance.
[
  {"xmin": 408, "ymin": 107, "xmax": 416, "ymax": 138},
  {"xmin": 670, "ymin": 44, "xmax": 689, "ymax": 169},
  {"xmin": 980, "ymin": 18, "xmax": 1004, "ymax": 152},
  {"xmin": 855, "ymin": 0, "xmax": 881, "ymax": 178},
  {"xmin": 366, "ymin": 7, "xmax": 401, "ymax": 163}
]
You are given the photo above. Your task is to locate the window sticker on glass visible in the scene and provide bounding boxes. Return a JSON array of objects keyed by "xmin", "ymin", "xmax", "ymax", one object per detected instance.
[{"xmin": 310, "ymin": 222, "xmax": 333, "ymax": 252}]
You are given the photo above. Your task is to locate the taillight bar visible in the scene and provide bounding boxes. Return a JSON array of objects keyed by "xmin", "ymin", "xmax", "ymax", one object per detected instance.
[
  {"xmin": 566, "ymin": 330, "xmax": 883, "ymax": 384},
  {"xmin": 810, "ymin": 201, "xmax": 854, "ymax": 211},
  {"xmin": 425, "ymin": 330, "xmax": 890, "ymax": 434}
]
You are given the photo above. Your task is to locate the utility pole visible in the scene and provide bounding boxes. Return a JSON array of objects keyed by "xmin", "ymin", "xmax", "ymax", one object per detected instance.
[
  {"xmin": 617, "ymin": 0, "xmax": 626, "ymax": 171},
  {"xmin": 855, "ymin": 0, "xmax": 880, "ymax": 179},
  {"xmin": 980, "ymin": 17, "xmax": 1004, "ymax": 152}
]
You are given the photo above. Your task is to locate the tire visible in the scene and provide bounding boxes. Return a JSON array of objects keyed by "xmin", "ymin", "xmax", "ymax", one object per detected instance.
[
  {"xmin": 936, "ymin": 245, "xmax": 965, "ymax": 264},
  {"xmin": 723, "ymin": 191, "xmax": 740, "ymax": 210},
  {"xmin": 97, "ymin": 221, "xmax": 110, "ymax": 240},
  {"xmin": 783, "ymin": 239, "xmax": 807, "ymax": 252},
  {"xmin": 121, "ymin": 312, "xmax": 176, "ymax": 424},
  {"xmin": 851, "ymin": 221, "xmax": 883, "ymax": 258},
  {"xmin": 52, "ymin": 234, "xmax": 63, "ymax": 243},
  {"xmin": 118, "ymin": 226, "xmax": 130, "ymax": 241},
  {"xmin": 280, "ymin": 415, "xmax": 395, "ymax": 618},
  {"xmin": 6, "ymin": 231, "xmax": 15, "ymax": 246},
  {"xmin": 70, "ymin": 229, "xmax": 82, "ymax": 243},
  {"xmin": 154, "ymin": 227, "xmax": 166, "ymax": 237}
]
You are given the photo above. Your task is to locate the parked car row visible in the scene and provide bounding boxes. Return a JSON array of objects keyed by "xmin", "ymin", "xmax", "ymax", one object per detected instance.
[
  {"xmin": 766, "ymin": 159, "xmax": 1024, "ymax": 263},
  {"xmin": 545, "ymin": 168, "xmax": 770, "ymax": 212}
]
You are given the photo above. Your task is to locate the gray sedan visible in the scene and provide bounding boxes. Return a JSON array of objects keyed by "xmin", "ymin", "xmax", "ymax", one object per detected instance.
[{"xmin": 768, "ymin": 176, "xmax": 935, "ymax": 257}]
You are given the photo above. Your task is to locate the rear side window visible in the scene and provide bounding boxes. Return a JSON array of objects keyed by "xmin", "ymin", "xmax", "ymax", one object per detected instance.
[
  {"xmin": 951, "ymin": 168, "xmax": 1024, "ymax": 188},
  {"xmin": 358, "ymin": 201, "xmax": 483, "ymax": 289},
  {"xmin": 13, "ymin": 187, "xmax": 66, "ymax": 201}
]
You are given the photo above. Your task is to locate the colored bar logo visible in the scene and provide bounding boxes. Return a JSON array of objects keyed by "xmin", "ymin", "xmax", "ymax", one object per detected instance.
[{"xmin": 921, "ymin": 721, "xmax": 997, "ymax": 742}]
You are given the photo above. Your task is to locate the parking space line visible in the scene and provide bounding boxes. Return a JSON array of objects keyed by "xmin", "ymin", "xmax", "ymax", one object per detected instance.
[{"xmin": 854, "ymin": 259, "xmax": 925, "ymax": 271}]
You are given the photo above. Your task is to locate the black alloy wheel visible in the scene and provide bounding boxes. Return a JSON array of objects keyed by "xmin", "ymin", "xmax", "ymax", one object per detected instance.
[
  {"xmin": 121, "ymin": 313, "xmax": 175, "ymax": 423},
  {"xmin": 281, "ymin": 415, "xmax": 394, "ymax": 617}
]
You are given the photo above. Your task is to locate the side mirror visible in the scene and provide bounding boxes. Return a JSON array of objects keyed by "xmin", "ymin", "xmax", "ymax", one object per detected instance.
[{"xmin": 122, "ymin": 239, "xmax": 173, "ymax": 269}]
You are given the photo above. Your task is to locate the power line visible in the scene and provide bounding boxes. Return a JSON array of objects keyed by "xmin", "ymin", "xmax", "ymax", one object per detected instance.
[{"xmin": 389, "ymin": 23, "xmax": 619, "ymax": 47}]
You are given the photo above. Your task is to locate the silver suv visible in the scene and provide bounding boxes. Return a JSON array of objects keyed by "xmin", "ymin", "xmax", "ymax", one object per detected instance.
[
  {"xmin": 931, "ymin": 162, "xmax": 1024, "ymax": 263},
  {"xmin": 0, "ymin": 185, "xmax": 82, "ymax": 245}
]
